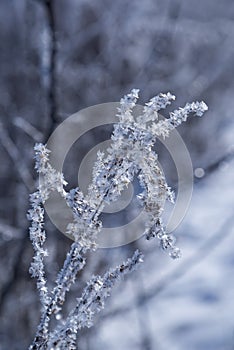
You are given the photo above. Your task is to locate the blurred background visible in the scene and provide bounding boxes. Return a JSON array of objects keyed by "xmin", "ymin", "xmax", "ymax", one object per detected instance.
[{"xmin": 0, "ymin": 0, "xmax": 234, "ymax": 349}]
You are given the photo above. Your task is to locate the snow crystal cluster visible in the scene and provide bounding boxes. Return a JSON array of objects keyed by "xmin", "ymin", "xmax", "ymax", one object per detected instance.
[{"xmin": 27, "ymin": 89, "xmax": 208, "ymax": 349}]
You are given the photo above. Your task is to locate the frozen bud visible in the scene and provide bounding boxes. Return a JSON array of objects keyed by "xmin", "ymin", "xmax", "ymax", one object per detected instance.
[
  {"xmin": 145, "ymin": 227, "xmax": 160, "ymax": 240},
  {"xmin": 169, "ymin": 247, "xmax": 182, "ymax": 260},
  {"xmin": 160, "ymin": 234, "xmax": 176, "ymax": 251},
  {"xmin": 193, "ymin": 101, "xmax": 208, "ymax": 117}
]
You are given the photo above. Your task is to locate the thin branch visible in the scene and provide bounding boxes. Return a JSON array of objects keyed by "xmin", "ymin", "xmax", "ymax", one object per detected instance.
[
  {"xmin": 13, "ymin": 117, "xmax": 43, "ymax": 142},
  {"xmin": 0, "ymin": 234, "xmax": 30, "ymax": 310},
  {"xmin": 0, "ymin": 123, "xmax": 34, "ymax": 191}
]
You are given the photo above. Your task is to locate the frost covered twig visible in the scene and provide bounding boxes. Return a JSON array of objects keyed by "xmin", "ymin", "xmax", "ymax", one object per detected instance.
[
  {"xmin": 48, "ymin": 250, "xmax": 143, "ymax": 349},
  {"xmin": 28, "ymin": 89, "xmax": 208, "ymax": 349}
]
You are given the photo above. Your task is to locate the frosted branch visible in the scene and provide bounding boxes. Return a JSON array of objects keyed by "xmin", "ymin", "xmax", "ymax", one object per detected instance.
[
  {"xmin": 28, "ymin": 89, "xmax": 208, "ymax": 349},
  {"xmin": 48, "ymin": 250, "xmax": 144, "ymax": 349}
]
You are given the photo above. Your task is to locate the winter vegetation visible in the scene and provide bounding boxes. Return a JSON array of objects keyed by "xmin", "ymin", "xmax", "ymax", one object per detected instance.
[
  {"xmin": 27, "ymin": 90, "xmax": 207, "ymax": 349},
  {"xmin": 1, "ymin": 1, "xmax": 234, "ymax": 350},
  {"xmin": 28, "ymin": 89, "xmax": 208, "ymax": 350}
]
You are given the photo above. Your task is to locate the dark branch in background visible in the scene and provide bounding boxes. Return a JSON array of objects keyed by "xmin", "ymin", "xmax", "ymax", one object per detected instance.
[
  {"xmin": 0, "ymin": 0, "xmax": 58, "ymax": 312},
  {"xmin": 0, "ymin": 124, "xmax": 34, "ymax": 191},
  {"xmin": 13, "ymin": 117, "xmax": 43, "ymax": 142},
  {"xmin": 170, "ymin": 148, "xmax": 234, "ymax": 191},
  {"xmin": 0, "ymin": 230, "xmax": 28, "ymax": 310},
  {"xmin": 44, "ymin": 0, "xmax": 57, "ymax": 139},
  {"xmin": 0, "ymin": 125, "xmax": 34, "ymax": 311},
  {"xmin": 102, "ymin": 214, "xmax": 234, "ymax": 320},
  {"xmin": 35, "ymin": 0, "xmax": 58, "ymax": 140},
  {"xmin": 195, "ymin": 148, "xmax": 234, "ymax": 182}
]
